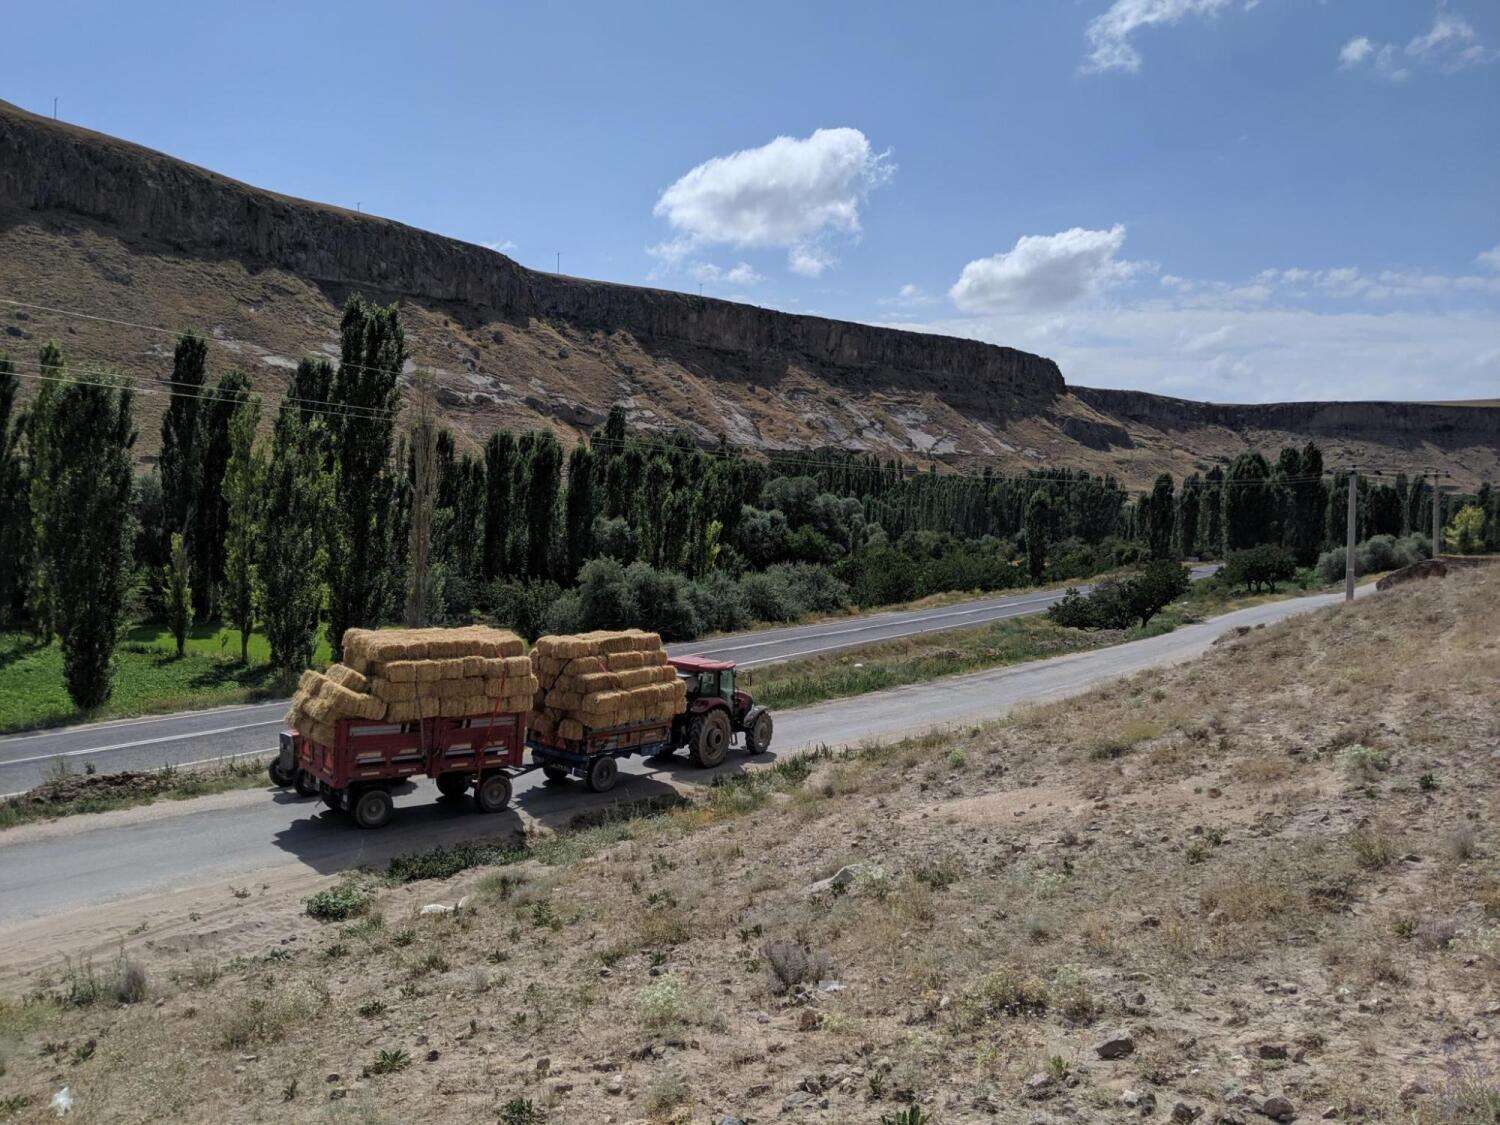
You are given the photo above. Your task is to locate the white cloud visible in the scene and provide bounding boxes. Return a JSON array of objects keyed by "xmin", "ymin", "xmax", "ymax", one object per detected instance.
[
  {"xmin": 949, "ymin": 225, "xmax": 1148, "ymax": 312},
  {"xmin": 879, "ymin": 283, "xmax": 938, "ymax": 308},
  {"xmin": 1479, "ymin": 244, "xmax": 1500, "ymax": 272},
  {"xmin": 1082, "ymin": 0, "xmax": 1246, "ymax": 74},
  {"xmin": 689, "ymin": 261, "xmax": 763, "ymax": 286},
  {"xmin": 651, "ymin": 127, "xmax": 893, "ymax": 276},
  {"xmin": 481, "ymin": 239, "xmax": 517, "ymax": 254},
  {"xmin": 1339, "ymin": 6, "xmax": 1494, "ymax": 80}
]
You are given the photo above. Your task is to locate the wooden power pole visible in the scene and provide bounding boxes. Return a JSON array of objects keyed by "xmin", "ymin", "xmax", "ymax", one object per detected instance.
[{"xmin": 1344, "ymin": 468, "xmax": 1357, "ymax": 603}]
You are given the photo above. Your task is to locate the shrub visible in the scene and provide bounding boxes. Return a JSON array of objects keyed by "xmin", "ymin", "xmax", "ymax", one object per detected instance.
[
  {"xmin": 488, "ymin": 578, "xmax": 562, "ymax": 641},
  {"xmin": 767, "ymin": 562, "xmax": 849, "ymax": 614},
  {"xmin": 1049, "ymin": 561, "xmax": 1189, "ymax": 629},
  {"xmin": 305, "ymin": 878, "xmax": 373, "ymax": 921},
  {"xmin": 1317, "ymin": 534, "xmax": 1430, "ymax": 584},
  {"xmin": 843, "ymin": 544, "xmax": 919, "ymax": 608},
  {"xmin": 385, "ymin": 841, "xmax": 524, "ymax": 884},
  {"xmin": 954, "ymin": 968, "xmax": 1049, "ymax": 1026},
  {"xmin": 637, "ymin": 976, "xmax": 685, "ymax": 1027},
  {"xmin": 684, "ymin": 570, "xmax": 751, "ymax": 634},
  {"xmin": 737, "ymin": 569, "xmax": 805, "ymax": 623},
  {"xmin": 760, "ymin": 939, "xmax": 836, "ymax": 994}
]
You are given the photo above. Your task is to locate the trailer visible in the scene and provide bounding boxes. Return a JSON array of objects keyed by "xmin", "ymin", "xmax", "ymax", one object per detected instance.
[
  {"xmin": 526, "ymin": 718, "xmax": 674, "ymax": 794},
  {"xmin": 273, "ymin": 707, "xmax": 530, "ymax": 829}
]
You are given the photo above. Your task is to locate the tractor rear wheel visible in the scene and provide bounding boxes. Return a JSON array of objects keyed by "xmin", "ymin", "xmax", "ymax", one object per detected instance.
[
  {"xmin": 746, "ymin": 709, "xmax": 774, "ymax": 755},
  {"xmin": 586, "ymin": 755, "xmax": 619, "ymax": 793},
  {"xmin": 293, "ymin": 769, "xmax": 319, "ymax": 798},
  {"xmin": 689, "ymin": 711, "xmax": 731, "ymax": 768},
  {"xmin": 475, "ymin": 772, "xmax": 513, "ymax": 813},
  {"xmin": 352, "ymin": 788, "xmax": 394, "ymax": 829},
  {"xmin": 435, "ymin": 773, "xmax": 470, "ymax": 798}
]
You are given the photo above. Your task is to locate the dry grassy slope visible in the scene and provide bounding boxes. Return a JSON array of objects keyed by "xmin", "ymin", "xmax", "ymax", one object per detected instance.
[
  {"xmin": 1, "ymin": 570, "xmax": 1497, "ymax": 1122},
  {"xmin": 2, "ymin": 98, "xmax": 1496, "ymax": 488}
]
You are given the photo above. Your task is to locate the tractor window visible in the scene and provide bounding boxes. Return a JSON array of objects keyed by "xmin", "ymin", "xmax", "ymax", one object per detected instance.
[{"xmin": 695, "ymin": 672, "xmax": 718, "ymax": 697}]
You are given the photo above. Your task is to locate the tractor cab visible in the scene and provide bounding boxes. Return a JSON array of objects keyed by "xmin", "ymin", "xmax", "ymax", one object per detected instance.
[{"xmin": 666, "ymin": 655, "xmax": 774, "ymax": 766}]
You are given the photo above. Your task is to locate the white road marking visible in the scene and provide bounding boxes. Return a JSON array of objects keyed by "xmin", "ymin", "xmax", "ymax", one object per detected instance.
[
  {"xmin": 0, "ymin": 700, "xmax": 287, "ymax": 746},
  {"xmin": 0, "ymin": 720, "xmax": 284, "ymax": 768},
  {"xmin": 736, "ymin": 603, "xmax": 1042, "ymax": 666}
]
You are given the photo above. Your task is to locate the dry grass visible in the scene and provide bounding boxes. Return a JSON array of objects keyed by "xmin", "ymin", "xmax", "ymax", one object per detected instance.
[{"xmin": 0, "ymin": 568, "xmax": 1497, "ymax": 1122}]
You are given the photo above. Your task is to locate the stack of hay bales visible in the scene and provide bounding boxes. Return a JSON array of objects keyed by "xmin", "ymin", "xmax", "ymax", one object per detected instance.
[
  {"xmin": 529, "ymin": 629, "xmax": 688, "ymax": 743},
  {"xmin": 285, "ymin": 626, "xmax": 537, "ymax": 746}
]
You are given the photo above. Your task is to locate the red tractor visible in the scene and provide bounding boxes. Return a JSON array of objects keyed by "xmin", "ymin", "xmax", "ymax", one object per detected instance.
[{"xmin": 666, "ymin": 655, "xmax": 774, "ymax": 767}]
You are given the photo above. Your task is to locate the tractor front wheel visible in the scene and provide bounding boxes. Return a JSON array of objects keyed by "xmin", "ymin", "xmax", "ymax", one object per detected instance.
[
  {"xmin": 352, "ymin": 788, "xmax": 394, "ymax": 829},
  {"xmin": 746, "ymin": 709, "xmax": 774, "ymax": 756},
  {"xmin": 689, "ymin": 711, "xmax": 731, "ymax": 768},
  {"xmin": 267, "ymin": 759, "xmax": 295, "ymax": 788}
]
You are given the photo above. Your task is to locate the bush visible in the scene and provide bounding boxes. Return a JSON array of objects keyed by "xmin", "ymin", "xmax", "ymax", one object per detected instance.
[
  {"xmin": 767, "ymin": 562, "xmax": 849, "ymax": 614},
  {"xmin": 1316, "ymin": 533, "xmax": 1430, "ymax": 584},
  {"xmin": 622, "ymin": 562, "xmax": 702, "ymax": 640},
  {"xmin": 760, "ymin": 939, "xmax": 836, "ymax": 994},
  {"xmin": 306, "ymin": 878, "xmax": 374, "ymax": 921},
  {"xmin": 737, "ymin": 570, "xmax": 805, "ymax": 623},
  {"xmin": 843, "ymin": 544, "xmax": 919, "ymax": 608},
  {"xmin": 683, "ymin": 570, "xmax": 752, "ymax": 635},
  {"xmin": 488, "ymin": 578, "xmax": 562, "ymax": 641},
  {"xmin": 1048, "ymin": 561, "xmax": 1189, "ymax": 629},
  {"xmin": 1221, "ymin": 544, "xmax": 1297, "ymax": 593}
]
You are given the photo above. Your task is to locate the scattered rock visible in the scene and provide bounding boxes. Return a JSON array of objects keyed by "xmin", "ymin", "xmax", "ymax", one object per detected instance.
[
  {"xmin": 797, "ymin": 1009, "xmax": 820, "ymax": 1031},
  {"xmin": 802, "ymin": 864, "xmax": 868, "ymax": 897},
  {"xmin": 1257, "ymin": 1043, "xmax": 1289, "ymax": 1060},
  {"xmin": 1259, "ymin": 1096, "xmax": 1295, "ymax": 1122},
  {"xmin": 1023, "ymin": 1072, "xmax": 1054, "ymax": 1098},
  {"xmin": 418, "ymin": 903, "xmax": 454, "ymax": 916},
  {"xmin": 1096, "ymin": 1031, "xmax": 1136, "ymax": 1060},
  {"xmin": 605, "ymin": 1073, "xmax": 625, "ymax": 1096},
  {"xmin": 1173, "ymin": 1103, "xmax": 1203, "ymax": 1122}
]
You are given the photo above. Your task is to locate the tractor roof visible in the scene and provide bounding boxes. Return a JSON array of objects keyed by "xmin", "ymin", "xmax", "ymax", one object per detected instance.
[{"xmin": 669, "ymin": 655, "xmax": 736, "ymax": 672}]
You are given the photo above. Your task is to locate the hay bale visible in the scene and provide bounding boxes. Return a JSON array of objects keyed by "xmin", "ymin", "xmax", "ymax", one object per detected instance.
[
  {"xmin": 604, "ymin": 651, "xmax": 646, "ymax": 671},
  {"xmin": 415, "ymin": 661, "xmax": 446, "ymax": 685},
  {"xmin": 324, "ymin": 663, "xmax": 369, "ymax": 693},
  {"xmin": 385, "ymin": 700, "xmax": 424, "ymax": 723},
  {"xmin": 382, "ymin": 661, "xmax": 420, "ymax": 684},
  {"xmin": 297, "ymin": 669, "xmax": 325, "ymax": 695},
  {"xmin": 369, "ymin": 677, "xmax": 417, "ymax": 703}
]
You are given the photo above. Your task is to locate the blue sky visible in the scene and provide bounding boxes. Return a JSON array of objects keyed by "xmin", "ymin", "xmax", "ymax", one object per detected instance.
[{"xmin": 5, "ymin": 0, "xmax": 1498, "ymax": 403}]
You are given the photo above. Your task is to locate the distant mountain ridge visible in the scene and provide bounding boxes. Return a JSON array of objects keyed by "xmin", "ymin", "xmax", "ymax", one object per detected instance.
[{"xmin": 1, "ymin": 97, "xmax": 1494, "ymax": 487}]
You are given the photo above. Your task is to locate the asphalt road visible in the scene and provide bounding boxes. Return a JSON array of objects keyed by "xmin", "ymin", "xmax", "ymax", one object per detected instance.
[
  {"xmin": 0, "ymin": 584, "xmax": 1357, "ymax": 925},
  {"xmin": 0, "ymin": 569, "xmax": 1213, "ymax": 795}
]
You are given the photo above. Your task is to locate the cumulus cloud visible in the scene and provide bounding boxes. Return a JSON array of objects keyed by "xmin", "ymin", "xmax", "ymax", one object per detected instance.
[
  {"xmin": 1082, "ymin": 0, "xmax": 1246, "ymax": 74},
  {"xmin": 879, "ymin": 283, "xmax": 938, "ymax": 308},
  {"xmin": 481, "ymin": 238, "xmax": 518, "ymax": 255},
  {"xmin": 689, "ymin": 261, "xmax": 763, "ymax": 286},
  {"xmin": 1339, "ymin": 6, "xmax": 1494, "ymax": 80},
  {"xmin": 949, "ymin": 225, "xmax": 1148, "ymax": 312},
  {"xmin": 651, "ymin": 127, "xmax": 892, "ymax": 276},
  {"xmin": 1479, "ymin": 244, "xmax": 1500, "ymax": 272}
]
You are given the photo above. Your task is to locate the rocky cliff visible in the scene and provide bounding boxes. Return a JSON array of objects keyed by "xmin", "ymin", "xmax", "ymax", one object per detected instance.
[{"xmin": 0, "ymin": 97, "xmax": 1494, "ymax": 487}]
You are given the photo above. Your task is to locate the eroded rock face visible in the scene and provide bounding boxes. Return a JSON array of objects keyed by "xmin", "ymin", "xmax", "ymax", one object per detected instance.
[{"xmin": 0, "ymin": 98, "xmax": 1063, "ymax": 402}]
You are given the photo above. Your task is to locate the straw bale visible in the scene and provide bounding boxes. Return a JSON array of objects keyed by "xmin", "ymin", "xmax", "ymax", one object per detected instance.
[
  {"xmin": 379, "ymin": 661, "xmax": 418, "ymax": 684},
  {"xmin": 297, "ymin": 669, "xmax": 325, "ymax": 695},
  {"xmin": 369, "ymin": 677, "xmax": 417, "ymax": 703},
  {"xmin": 415, "ymin": 660, "xmax": 446, "ymax": 684},
  {"xmin": 500, "ymin": 655, "xmax": 533, "ymax": 677},
  {"xmin": 603, "ymin": 651, "xmax": 646, "ymax": 671},
  {"xmin": 324, "ymin": 663, "xmax": 369, "ymax": 693},
  {"xmin": 627, "ymin": 630, "xmax": 663, "ymax": 651},
  {"xmin": 558, "ymin": 718, "xmax": 585, "ymax": 741},
  {"xmin": 385, "ymin": 700, "xmax": 423, "ymax": 723}
]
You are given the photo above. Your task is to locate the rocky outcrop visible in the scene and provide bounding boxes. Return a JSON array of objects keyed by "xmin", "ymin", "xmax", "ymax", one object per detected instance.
[{"xmin": 0, "ymin": 98, "xmax": 1063, "ymax": 401}]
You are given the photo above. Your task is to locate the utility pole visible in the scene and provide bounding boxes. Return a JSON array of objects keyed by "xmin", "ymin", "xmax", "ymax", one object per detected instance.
[
  {"xmin": 556, "ymin": 251, "xmax": 561, "ymax": 274},
  {"xmin": 52, "ymin": 97, "xmax": 58, "ymax": 120},
  {"xmin": 1431, "ymin": 474, "xmax": 1442, "ymax": 558},
  {"xmin": 1344, "ymin": 467, "xmax": 1357, "ymax": 603}
]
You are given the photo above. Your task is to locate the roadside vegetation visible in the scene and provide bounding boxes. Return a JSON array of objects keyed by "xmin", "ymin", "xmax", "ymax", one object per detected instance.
[
  {"xmin": 0, "ymin": 562, "xmax": 1493, "ymax": 1122},
  {"xmin": 0, "ymin": 755, "xmax": 267, "ymax": 830},
  {"xmin": 3, "ymin": 310, "xmax": 1494, "ymax": 738}
]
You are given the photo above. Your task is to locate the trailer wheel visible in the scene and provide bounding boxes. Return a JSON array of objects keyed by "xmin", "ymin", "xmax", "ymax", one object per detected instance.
[
  {"xmin": 352, "ymin": 788, "xmax": 394, "ymax": 829},
  {"xmin": 267, "ymin": 760, "xmax": 295, "ymax": 788},
  {"xmin": 293, "ymin": 769, "xmax": 320, "ymax": 798},
  {"xmin": 689, "ymin": 711, "xmax": 731, "ymax": 768},
  {"xmin": 746, "ymin": 709, "xmax": 774, "ymax": 755},
  {"xmin": 435, "ymin": 773, "xmax": 470, "ymax": 798},
  {"xmin": 542, "ymin": 765, "xmax": 570, "ymax": 784},
  {"xmin": 475, "ymin": 773, "xmax": 513, "ymax": 813},
  {"xmin": 586, "ymin": 755, "xmax": 619, "ymax": 793}
]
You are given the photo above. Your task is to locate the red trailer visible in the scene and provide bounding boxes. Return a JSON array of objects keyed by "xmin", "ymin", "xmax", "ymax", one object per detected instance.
[{"xmin": 274, "ymin": 708, "xmax": 528, "ymax": 829}]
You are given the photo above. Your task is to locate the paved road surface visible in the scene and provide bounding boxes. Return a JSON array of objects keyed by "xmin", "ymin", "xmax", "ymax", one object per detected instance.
[
  {"xmin": 0, "ymin": 584, "xmax": 1356, "ymax": 925},
  {"xmin": 0, "ymin": 569, "xmax": 1213, "ymax": 794}
]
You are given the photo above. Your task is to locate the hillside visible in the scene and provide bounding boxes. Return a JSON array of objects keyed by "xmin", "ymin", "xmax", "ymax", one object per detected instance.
[
  {"xmin": 0, "ymin": 570, "xmax": 1495, "ymax": 1121},
  {"xmin": 2, "ymin": 98, "xmax": 1496, "ymax": 488}
]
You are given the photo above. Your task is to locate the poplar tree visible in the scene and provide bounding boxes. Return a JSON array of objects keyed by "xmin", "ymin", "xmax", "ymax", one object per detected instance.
[
  {"xmin": 1176, "ymin": 474, "xmax": 1202, "ymax": 558},
  {"xmin": 164, "ymin": 532, "xmax": 193, "ymax": 658},
  {"xmin": 0, "ymin": 356, "xmax": 23, "ymax": 625},
  {"xmin": 222, "ymin": 396, "xmax": 263, "ymax": 663},
  {"xmin": 34, "ymin": 372, "xmax": 136, "ymax": 708},
  {"xmin": 1286, "ymin": 442, "xmax": 1325, "ymax": 563},
  {"xmin": 323, "ymin": 296, "xmax": 403, "ymax": 660},
  {"xmin": 1223, "ymin": 451, "xmax": 1273, "ymax": 552},
  {"xmin": 1024, "ymin": 490, "xmax": 1050, "ymax": 583},
  {"xmin": 564, "ymin": 443, "xmax": 597, "ymax": 581},
  {"xmin": 260, "ymin": 404, "xmax": 328, "ymax": 686},
  {"xmin": 1146, "ymin": 473, "xmax": 1175, "ymax": 559},
  {"xmin": 481, "ymin": 430, "xmax": 516, "ymax": 581},
  {"xmin": 191, "ymin": 371, "xmax": 252, "ymax": 617},
  {"xmin": 25, "ymin": 343, "xmax": 64, "ymax": 642},
  {"xmin": 1201, "ymin": 466, "xmax": 1224, "ymax": 558},
  {"xmin": 159, "ymin": 332, "xmax": 208, "ymax": 535},
  {"xmin": 524, "ymin": 431, "xmax": 563, "ymax": 578}
]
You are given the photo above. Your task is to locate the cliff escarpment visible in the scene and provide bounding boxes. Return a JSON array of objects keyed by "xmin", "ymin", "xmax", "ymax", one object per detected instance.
[{"xmin": 0, "ymin": 97, "xmax": 1494, "ymax": 487}]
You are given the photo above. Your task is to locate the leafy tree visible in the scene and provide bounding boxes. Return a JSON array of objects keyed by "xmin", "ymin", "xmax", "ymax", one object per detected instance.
[
  {"xmin": 1445, "ymin": 504, "xmax": 1486, "ymax": 554},
  {"xmin": 1284, "ymin": 443, "xmax": 1325, "ymax": 564},
  {"xmin": 163, "ymin": 532, "xmax": 193, "ymax": 657},
  {"xmin": 1124, "ymin": 560, "xmax": 1191, "ymax": 626},
  {"xmin": 222, "ymin": 396, "xmax": 263, "ymax": 663},
  {"xmin": 1221, "ymin": 544, "xmax": 1297, "ymax": 593},
  {"xmin": 1201, "ymin": 466, "xmax": 1224, "ymax": 558},
  {"xmin": 1024, "ymin": 490, "xmax": 1050, "ymax": 582},
  {"xmin": 323, "ymin": 296, "xmax": 403, "ymax": 660},
  {"xmin": 260, "ymin": 404, "xmax": 329, "ymax": 687},
  {"xmin": 33, "ymin": 372, "xmax": 136, "ymax": 709},
  {"xmin": 563, "ymin": 444, "xmax": 597, "ymax": 582},
  {"xmin": 1048, "ymin": 560, "xmax": 1188, "ymax": 629},
  {"xmin": 289, "ymin": 357, "xmax": 335, "ymax": 428},
  {"xmin": 522, "ymin": 431, "xmax": 563, "ymax": 578},
  {"xmin": 635, "ymin": 455, "xmax": 673, "ymax": 568},
  {"xmin": 1176, "ymin": 474, "xmax": 1202, "ymax": 558},
  {"xmin": 1223, "ymin": 451, "xmax": 1273, "ymax": 552}
]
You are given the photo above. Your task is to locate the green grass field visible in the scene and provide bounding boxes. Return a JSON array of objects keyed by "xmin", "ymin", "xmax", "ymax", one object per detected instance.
[{"xmin": 0, "ymin": 625, "xmax": 332, "ymax": 734}]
